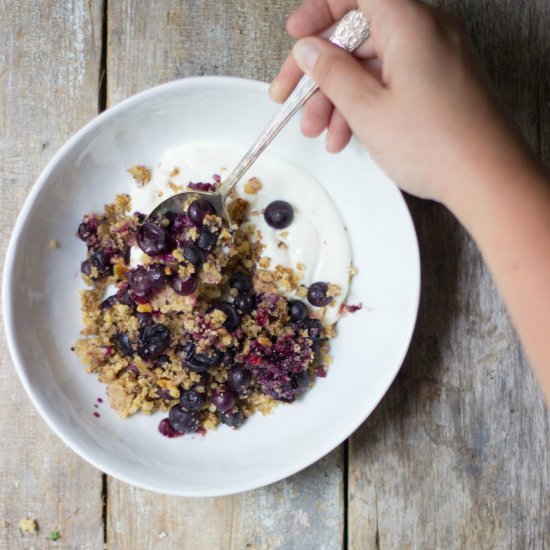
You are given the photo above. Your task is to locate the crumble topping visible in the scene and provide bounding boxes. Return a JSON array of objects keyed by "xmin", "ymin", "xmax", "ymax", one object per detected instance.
[{"xmin": 74, "ymin": 189, "xmax": 336, "ymax": 435}]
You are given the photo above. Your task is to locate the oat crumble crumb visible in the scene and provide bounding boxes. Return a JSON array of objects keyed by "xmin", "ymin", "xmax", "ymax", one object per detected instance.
[
  {"xmin": 128, "ymin": 165, "xmax": 152, "ymax": 186},
  {"xmin": 244, "ymin": 177, "xmax": 263, "ymax": 194},
  {"xmin": 49, "ymin": 240, "xmax": 58, "ymax": 249},
  {"xmin": 168, "ymin": 181, "xmax": 183, "ymax": 193},
  {"xmin": 170, "ymin": 167, "xmax": 180, "ymax": 177},
  {"xmin": 327, "ymin": 284, "xmax": 342, "ymax": 298}
]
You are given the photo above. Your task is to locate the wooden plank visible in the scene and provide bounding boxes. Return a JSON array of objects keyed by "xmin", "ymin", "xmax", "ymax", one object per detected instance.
[
  {"xmin": 0, "ymin": 1, "xmax": 105, "ymax": 548},
  {"xmin": 349, "ymin": 0, "xmax": 550, "ymax": 548},
  {"xmin": 106, "ymin": 2, "xmax": 343, "ymax": 549}
]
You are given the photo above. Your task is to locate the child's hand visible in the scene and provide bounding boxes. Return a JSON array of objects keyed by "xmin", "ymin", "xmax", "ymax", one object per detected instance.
[{"xmin": 270, "ymin": 0, "xmax": 533, "ymax": 206}]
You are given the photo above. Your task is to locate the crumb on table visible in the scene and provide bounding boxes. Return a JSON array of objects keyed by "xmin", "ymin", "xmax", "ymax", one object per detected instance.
[
  {"xmin": 49, "ymin": 240, "xmax": 58, "ymax": 249},
  {"xmin": 19, "ymin": 518, "xmax": 37, "ymax": 533}
]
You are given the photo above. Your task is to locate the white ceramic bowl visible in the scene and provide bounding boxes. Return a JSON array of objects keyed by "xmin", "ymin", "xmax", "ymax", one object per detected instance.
[{"xmin": 3, "ymin": 77, "xmax": 420, "ymax": 496}]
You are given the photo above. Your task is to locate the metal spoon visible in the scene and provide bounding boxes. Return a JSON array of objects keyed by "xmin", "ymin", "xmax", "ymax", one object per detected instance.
[{"xmin": 150, "ymin": 9, "xmax": 370, "ymax": 223}]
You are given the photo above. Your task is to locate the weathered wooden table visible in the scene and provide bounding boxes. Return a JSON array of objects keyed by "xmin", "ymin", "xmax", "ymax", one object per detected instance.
[{"xmin": 1, "ymin": 1, "xmax": 549, "ymax": 548}]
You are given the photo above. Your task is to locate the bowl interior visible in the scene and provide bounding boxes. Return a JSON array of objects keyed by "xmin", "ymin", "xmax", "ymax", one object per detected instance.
[{"xmin": 3, "ymin": 77, "xmax": 419, "ymax": 496}]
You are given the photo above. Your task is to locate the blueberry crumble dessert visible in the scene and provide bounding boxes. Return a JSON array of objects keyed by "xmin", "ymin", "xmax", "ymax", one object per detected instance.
[{"xmin": 74, "ymin": 153, "xmax": 355, "ymax": 438}]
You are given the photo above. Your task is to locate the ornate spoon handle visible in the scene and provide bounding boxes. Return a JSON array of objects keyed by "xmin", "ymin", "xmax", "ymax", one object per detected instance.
[{"xmin": 220, "ymin": 10, "xmax": 370, "ymax": 198}]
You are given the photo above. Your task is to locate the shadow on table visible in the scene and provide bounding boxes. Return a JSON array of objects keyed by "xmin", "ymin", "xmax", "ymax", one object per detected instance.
[{"xmin": 349, "ymin": 0, "xmax": 550, "ymax": 453}]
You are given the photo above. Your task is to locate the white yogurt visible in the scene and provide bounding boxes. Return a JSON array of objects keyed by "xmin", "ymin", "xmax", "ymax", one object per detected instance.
[{"xmin": 128, "ymin": 140, "xmax": 351, "ymax": 324}]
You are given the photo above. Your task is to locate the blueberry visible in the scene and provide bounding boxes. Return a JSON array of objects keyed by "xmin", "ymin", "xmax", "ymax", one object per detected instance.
[
  {"xmin": 135, "ymin": 312, "xmax": 153, "ymax": 326},
  {"xmin": 77, "ymin": 221, "xmax": 95, "ymax": 241},
  {"xmin": 138, "ymin": 323, "xmax": 171, "ymax": 360},
  {"xmin": 113, "ymin": 332, "xmax": 133, "ymax": 356},
  {"xmin": 221, "ymin": 407, "xmax": 245, "ymax": 429},
  {"xmin": 288, "ymin": 300, "xmax": 308, "ymax": 322},
  {"xmin": 307, "ymin": 282, "xmax": 333, "ymax": 307},
  {"xmin": 264, "ymin": 200, "xmax": 294, "ymax": 229},
  {"xmin": 179, "ymin": 388, "xmax": 206, "ymax": 411},
  {"xmin": 158, "ymin": 418, "xmax": 182, "ymax": 438},
  {"xmin": 183, "ymin": 344, "xmax": 223, "ymax": 372},
  {"xmin": 197, "ymin": 227, "xmax": 218, "ymax": 251},
  {"xmin": 188, "ymin": 199, "xmax": 214, "ymax": 226},
  {"xmin": 156, "ymin": 354, "xmax": 170, "ymax": 367},
  {"xmin": 292, "ymin": 370, "xmax": 311, "ymax": 393},
  {"xmin": 81, "ymin": 259, "xmax": 92, "ymax": 276},
  {"xmin": 234, "ymin": 295, "xmax": 254, "ymax": 315},
  {"xmin": 136, "ymin": 221, "xmax": 173, "ymax": 256},
  {"xmin": 183, "ymin": 244, "xmax": 205, "ymax": 266},
  {"xmin": 222, "ymin": 349, "xmax": 236, "ymax": 368},
  {"xmin": 210, "ymin": 386, "xmax": 237, "ymax": 412},
  {"xmin": 101, "ymin": 295, "xmax": 117, "ymax": 309},
  {"xmin": 300, "ymin": 318, "xmax": 324, "ymax": 342},
  {"xmin": 116, "ymin": 285, "xmax": 134, "ymax": 306},
  {"xmin": 90, "ymin": 250, "xmax": 112, "ymax": 277},
  {"xmin": 171, "ymin": 273, "xmax": 197, "ymax": 296},
  {"xmin": 208, "ymin": 301, "xmax": 240, "ymax": 331},
  {"xmin": 147, "ymin": 263, "xmax": 169, "ymax": 289},
  {"xmin": 127, "ymin": 266, "xmax": 152, "ymax": 298},
  {"xmin": 168, "ymin": 404, "xmax": 200, "ymax": 433},
  {"xmin": 229, "ymin": 272, "xmax": 252, "ymax": 294},
  {"xmin": 156, "ymin": 388, "xmax": 176, "ymax": 400},
  {"xmin": 227, "ymin": 366, "xmax": 252, "ymax": 395}
]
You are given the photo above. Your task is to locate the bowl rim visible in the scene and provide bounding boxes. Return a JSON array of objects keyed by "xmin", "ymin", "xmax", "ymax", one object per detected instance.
[{"xmin": 2, "ymin": 76, "xmax": 420, "ymax": 496}]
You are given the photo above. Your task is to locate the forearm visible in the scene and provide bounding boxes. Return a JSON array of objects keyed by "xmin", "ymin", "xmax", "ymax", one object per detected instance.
[{"xmin": 448, "ymin": 156, "xmax": 550, "ymax": 401}]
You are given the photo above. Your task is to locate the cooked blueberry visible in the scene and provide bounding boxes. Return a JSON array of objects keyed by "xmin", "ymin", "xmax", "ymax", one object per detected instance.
[
  {"xmin": 210, "ymin": 386, "xmax": 237, "ymax": 412},
  {"xmin": 311, "ymin": 339, "xmax": 321, "ymax": 356},
  {"xmin": 293, "ymin": 370, "xmax": 311, "ymax": 393},
  {"xmin": 156, "ymin": 354, "xmax": 170, "ymax": 366},
  {"xmin": 179, "ymin": 388, "xmax": 206, "ymax": 411},
  {"xmin": 171, "ymin": 274, "xmax": 197, "ymax": 296},
  {"xmin": 264, "ymin": 200, "xmax": 294, "ymax": 229},
  {"xmin": 185, "ymin": 348, "xmax": 223, "ymax": 372},
  {"xmin": 127, "ymin": 266, "xmax": 152, "ymax": 298},
  {"xmin": 188, "ymin": 198, "xmax": 214, "ymax": 226},
  {"xmin": 116, "ymin": 285, "xmax": 134, "ymax": 306},
  {"xmin": 101, "ymin": 295, "xmax": 117, "ymax": 309},
  {"xmin": 168, "ymin": 404, "xmax": 200, "ymax": 433},
  {"xmin": 229, "ymin": 272, "xmax": 252, "ymax": 294},
  {"xmin": 77, "ymin": 222, "xmax": 95, "ymax": 241},
  {"xmin": 136, "ymin": 221, "xmax": 172, "ymax": 256},
  {"xmin": 158, "ymin": 418, "xmax": 182, "ymax": 438},
  {"xmin": 300, "ymin": 318, "xmax": 324, "ymax": 342},
  {"xmin": 234, "ymin": 295, "xmax": 254, "ymax": 314},
  {"xmin": 171, "ymin": 213, "xmax": 193, "ymax": 233},
  {"xmin": 138, "ymin": 323, "xmax": 171, "ymax": 359},
  {"xmin": 135, "ymin": 312, "xmax": 153, "ymax": 326},
  {"xmin": 227, "ymin": 366, "xmax": 252, "ymax": 395},
  {"xmin": 288, "ymin": 300, "xmax": 308, "ymax": 322},
  {"xmin": 208, "ymin": 301, "xmax": 240, "ymax": 331},
  {"xmin": 113, "ymin": 332, "xmax": 133, "ymax": 356},
  {"xmin": 183, "ymin": 244, "xmax": 205, "ymax": 266},
  {"xmin": 156, "ymin": 388, "xmax": 176, "ymax": 400},
  {"xmin": 81, "ymin": 259, "xmax": 92, "ymax": 276},
  {"xmin": 197, "ymin": 227, "xmax": 218, "ymax": 251},
  {"xmin": 91, "ymin": 250, "xmax": 111, "ymax": 270},
  {"xmin": 222, "ymin": 349, "xmax": 236, "ymax": 368},
  {"xmin": 307, "ymin": 282, "xmax": 333, "ymax": 307},
  {"xmin": 147, "ymin": 263, "xmax": 169, "ymax": 289},
  {"xmin": 221, "ymin": 407, "xmax": 245, "ymax": 429}
]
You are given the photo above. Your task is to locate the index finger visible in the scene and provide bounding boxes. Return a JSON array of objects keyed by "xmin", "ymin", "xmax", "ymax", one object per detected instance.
[{"xmin": 287, "ymin": 0, "xmax": 357, "ymax": 38}]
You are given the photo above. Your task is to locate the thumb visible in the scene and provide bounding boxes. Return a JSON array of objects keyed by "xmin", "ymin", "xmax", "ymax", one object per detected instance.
[{"xmin": 292, "ymin": 37, "xmax": 383, "ymax": 124}]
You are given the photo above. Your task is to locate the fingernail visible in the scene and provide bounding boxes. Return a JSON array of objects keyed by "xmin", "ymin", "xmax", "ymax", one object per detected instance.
[{"xmin": 292, "ymin": 39, "xmax": 320, "ymax": 72}]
